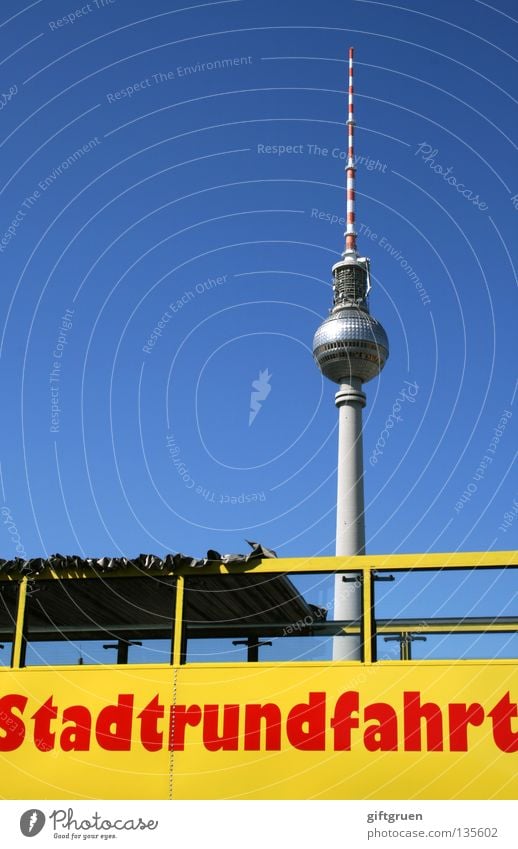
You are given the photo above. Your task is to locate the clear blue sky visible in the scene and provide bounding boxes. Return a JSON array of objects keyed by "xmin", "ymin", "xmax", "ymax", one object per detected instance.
[{"xmin": 0, "ymin": 0, "xmax": 516, "ymax": 569}]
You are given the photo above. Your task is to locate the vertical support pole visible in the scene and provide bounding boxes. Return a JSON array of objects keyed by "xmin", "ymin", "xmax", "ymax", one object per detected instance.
[
  {"xmin": 172, "ymin": 575, "xmax": 184, "ymax": 666},
  {"xmin": 361, "ymin": 565, "xmax": 373, "ymax": 664},
  {"xmin": 12, "ymin": 576, "xmax": 28, "ymax": 669},
  {"xmin": 247, "ymin": 638, "xmax": 259, "ymax": 663},
  {"xmin": 401, "ymin": 636, "xmax": 409, "ymax": 661}
]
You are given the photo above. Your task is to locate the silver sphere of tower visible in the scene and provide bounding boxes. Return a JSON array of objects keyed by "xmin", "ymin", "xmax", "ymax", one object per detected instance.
[{"xmin": 313, "ymin": 256, "xmax": 389, "ymax": 384}]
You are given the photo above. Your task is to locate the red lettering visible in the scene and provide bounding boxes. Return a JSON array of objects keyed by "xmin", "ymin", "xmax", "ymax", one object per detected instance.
[
  {"xmin": 287, "ymin": 692, "xmax": 326, "ymax": 751},
  {"xmin": 0, "ymin": 688, "xmax": 513, "ymax": 758},
  {"xmin": 95, "ymin": 694, "xmax": 134, "ymax": 751},
  {"xmin": 364, "ymin": 702, "xmax": 398, "ymax": 751},
  {"xmin": 331, "ymin": 691, "xmax": 359, "ymax": 751},
  {"xmin": 404, "ymin": 691, "xmax": 443, "ymax": 751},
  {"xmin": 0, "ymin": 694, "xmax": 27, "ymax": 751},
  {"xmin": 489, "ymin": 692, "xmax": 518, "ymax": 753},
  {"xmin": 138, "ymin": 695, "xmax": 164, "ymax": 752},
  {"xmin": 31, "ymin": 696, "xmax": 57, "ymax": 752},
  {"xmin": 60, "ymin": 705, "xmax": 92, "ymax": 751},
  {"xmin": 244, "ymin": 703, "xmax": 282, "ymax": 750},
  {"xmin": 448, "ymin": 703, "xmax": 484, "ymax": 751},
  {"xmin": 203, "ymin": 705, "xmax": 240, "ymax": 751},
  {"xmin": 169, "ymin": 704, "xmax": 202, "ymax": 751}
]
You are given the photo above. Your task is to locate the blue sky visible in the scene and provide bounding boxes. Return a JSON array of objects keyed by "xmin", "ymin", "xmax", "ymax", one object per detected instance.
[{"xmin": 0, "ymin": 0, "xmax": 516, "ymax": 570}]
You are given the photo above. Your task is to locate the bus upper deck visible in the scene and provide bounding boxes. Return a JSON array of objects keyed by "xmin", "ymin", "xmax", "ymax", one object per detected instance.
[{"xmin": 1, "ymin": 549, "xmax": 517, "ymax": 668}]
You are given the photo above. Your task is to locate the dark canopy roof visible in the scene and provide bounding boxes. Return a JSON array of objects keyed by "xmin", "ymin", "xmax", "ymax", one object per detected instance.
[{"xmin": 0, "ymin": 541, "xmax": 277, "ymax": 575}]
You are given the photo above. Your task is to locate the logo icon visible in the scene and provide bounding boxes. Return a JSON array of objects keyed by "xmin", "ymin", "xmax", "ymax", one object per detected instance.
[
  {"xmin": 20, "ymin": 810, "xmax": 46, "ymax": 837},
  {"xmin": 249, "ymin": 368, "xmax": 272, "ymax": 426}
]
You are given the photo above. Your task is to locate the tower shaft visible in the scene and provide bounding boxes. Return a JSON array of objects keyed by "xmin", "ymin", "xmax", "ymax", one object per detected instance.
[
  {"xmin": 333, "ymin": 378, "xmax": 366, "ymax": 660},
  {"xmin": 335, "ymin": 379, "xmax": 366, "ymax": 556}
]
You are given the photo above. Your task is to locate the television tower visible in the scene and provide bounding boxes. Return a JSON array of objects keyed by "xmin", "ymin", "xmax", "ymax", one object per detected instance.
[{"xmin": 312, "ymin": 49, "xmax": 389, "ymax": 659}]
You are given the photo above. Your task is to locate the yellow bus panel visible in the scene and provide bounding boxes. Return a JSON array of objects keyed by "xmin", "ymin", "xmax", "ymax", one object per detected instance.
[{"xmin": 0, "ymin": 662, "xmax": 516, "ymax": 800}]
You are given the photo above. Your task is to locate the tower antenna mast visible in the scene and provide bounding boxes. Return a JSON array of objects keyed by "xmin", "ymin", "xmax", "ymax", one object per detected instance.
[{"xmin": 345, "ymin": 47, "xmax": 357, "ymax": 257}]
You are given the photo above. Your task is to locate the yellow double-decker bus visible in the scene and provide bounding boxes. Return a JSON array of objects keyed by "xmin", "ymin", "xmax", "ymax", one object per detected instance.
[{"xmin": 0, "ymin": 550, "xmax": 517, "ymax": 799}]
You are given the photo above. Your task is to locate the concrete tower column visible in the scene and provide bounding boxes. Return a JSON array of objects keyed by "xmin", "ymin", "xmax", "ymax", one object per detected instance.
[{"xmin": 333, "ymin": 377, "xmax": 366, "ymax": 660}]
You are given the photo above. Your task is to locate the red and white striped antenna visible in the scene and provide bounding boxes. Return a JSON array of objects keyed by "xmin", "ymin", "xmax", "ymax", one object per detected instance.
[{"xmin": 345, "ymin": 47, "xmax": 357, "ymax": 257}]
